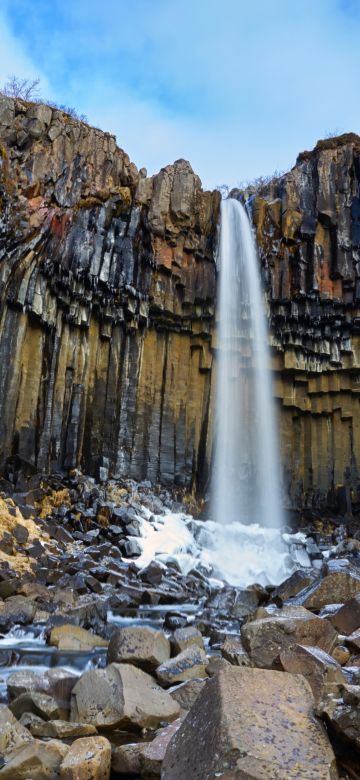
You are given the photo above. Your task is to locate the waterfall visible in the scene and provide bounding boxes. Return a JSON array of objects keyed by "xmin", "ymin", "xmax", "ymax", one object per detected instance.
[{"xmin": 213, "ymin": 197, "xmax": 284, "ymax": 530}]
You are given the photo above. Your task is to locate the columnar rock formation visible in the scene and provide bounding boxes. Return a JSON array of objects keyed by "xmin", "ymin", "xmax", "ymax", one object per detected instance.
[
  {"xmin": 0, "ymin": 95, "xmax": 219, "ymax": 488},
  {"xmin": 1, "ymin": 93, "xmax": 360, "ymax": 510},
  {"xmin": 248, "ymin": 136, "xmax": 360, "ymax": 510}
]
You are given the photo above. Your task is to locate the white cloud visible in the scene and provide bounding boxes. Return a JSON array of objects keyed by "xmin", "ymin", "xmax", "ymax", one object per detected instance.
[{"xmin": 0, "ymin": 11, "xmax": 49, "ymax": 94}]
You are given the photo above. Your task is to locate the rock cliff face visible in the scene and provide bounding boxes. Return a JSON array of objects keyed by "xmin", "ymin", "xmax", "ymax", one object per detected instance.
[
  {"xmin": 0, "ymin": 95, "xmax": 219, "ymax": 487},
  {"xmin": 1, "ymin": 93, "xmax": 360, "ymax": 511},
  {"xmin": 248, "ymin": 134, "xmax": 360, "ymax": 510}
]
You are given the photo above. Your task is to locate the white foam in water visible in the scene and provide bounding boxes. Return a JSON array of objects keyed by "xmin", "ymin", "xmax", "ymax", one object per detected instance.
[{"xmin": 134, "ymin": 511, "xmax": 309, "ymax": 588}]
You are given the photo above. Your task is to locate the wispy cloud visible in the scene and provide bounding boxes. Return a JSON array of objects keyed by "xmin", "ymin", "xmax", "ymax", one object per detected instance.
[{"xmin": 1, "ymin": 1, "xmax": 360, "ymax": 188}]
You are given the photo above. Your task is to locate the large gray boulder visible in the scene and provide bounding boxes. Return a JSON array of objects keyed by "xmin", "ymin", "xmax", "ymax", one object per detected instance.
[
  {"xmin": 70, "ymin": 663, "xmax": 179, "ymax": 729},
  {"xmin": 107, "ymin": 626, "xmax": 170, "ymax": 671},
  {"xmin": 162, "ymin": 666, "xmax": 338, "ymax": 779}
]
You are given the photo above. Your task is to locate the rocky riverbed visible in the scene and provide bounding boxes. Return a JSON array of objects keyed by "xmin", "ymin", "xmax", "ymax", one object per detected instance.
[{"xmin": 1, "ymin": 471, "xmax": 360, "ymax": 778}]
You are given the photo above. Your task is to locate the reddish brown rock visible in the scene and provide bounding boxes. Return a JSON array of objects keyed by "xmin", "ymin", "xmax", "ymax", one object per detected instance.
[{"xmin": 279, "ymin": 644, "xmax": 345, "ymax": 702}]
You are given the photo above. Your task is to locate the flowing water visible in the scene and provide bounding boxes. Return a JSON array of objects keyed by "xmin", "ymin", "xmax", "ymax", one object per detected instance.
[
  {"xmin": 209, "ymin": 198, "xmax": 288, "ymax": 582},
  {"xmin": 213, "ymin": 197, "xmax": 284, "ymax": 529}
]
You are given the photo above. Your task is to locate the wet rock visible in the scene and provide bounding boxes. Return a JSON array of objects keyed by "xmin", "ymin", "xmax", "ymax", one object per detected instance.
[
  {"xmin": 279, "ymin": 644, "xmax": 345, "ymax": 702},
  {"xmin": 49, "ymin": 624, "xmax": 108, "ymax": 650},
  {"xmin": 220, "ymin": 635, "xmax": 252, "ymax": 666},
  {"xmin": 241, "ymin": 606, "xmax": 338, "ymax": 668},
  {"xmin": 171, "ymin": 626, "xmax": 204, "ymax": 654},
  {"xmin": 293, "ymin": 560, "xmax": 360, "ymax": 611},
  {"xmin": 156, "ymin": 646, "xmax": 208, "ymax": 686},
  {"xmin": 0, "ymin": 596, "xmax": 35, "ymax": 630},
  {"xmin": 139, "ymin": 560, "xmax": 164, "ymax": 585},
  {"xmin": 272, "ymin": 569, "xmax": 317, "ymax": 604},
  {"xmin": 107, "ymin": 626, "xmax": 170, "ymax": 671},
  {"xmin": 7, "ymin": 668, "xmax": 78, "ymax": 710},
  {"xmin": 30, "ymin": 720, "xmax": 97, "ymax": 739},
  {"xmin": 70, "ymin": 663, "xmax": 180, "ymax": 730},
  {"xmin": 162, "ymin": 666, "xmax": 338, "ymax": 779},
  {"xmin": 0, "ymin": 705, "xmax": 33, "ymax": 756},
  {"xmin": 121, "ymin": 538, "xmax": 142, "ymax": 557},
  {"xmin": 317, "ymin": 683, "xmax": 360, "ymax": 751},
  {"xmin": 59, "ymin": 736, "xmax": 111, "ymax": 780},
  {"xmin": 0, "ymin": 738, "xmax": 68, "ymax": 779}
]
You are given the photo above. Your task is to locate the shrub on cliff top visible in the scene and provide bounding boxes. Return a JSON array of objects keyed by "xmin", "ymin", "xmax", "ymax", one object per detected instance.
[{"xmin": 1, "ymin": 75, "xmax": 88, "ymax": 123}]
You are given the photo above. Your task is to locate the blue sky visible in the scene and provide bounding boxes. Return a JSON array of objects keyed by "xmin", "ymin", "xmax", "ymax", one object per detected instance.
[{"xmin": 1, "ymin": 0, "xmax": 360, "ymax": 189}]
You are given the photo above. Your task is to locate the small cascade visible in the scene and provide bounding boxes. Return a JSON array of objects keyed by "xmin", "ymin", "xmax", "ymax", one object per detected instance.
[{"xmin": 212, "ymin": 197, "xmax": 284, "ymax": 533}]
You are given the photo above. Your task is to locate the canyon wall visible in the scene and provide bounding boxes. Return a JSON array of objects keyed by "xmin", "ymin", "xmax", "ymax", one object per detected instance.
[{"xmin": 1, "ymin": 93, "xmax": 360, "ymax": 510}]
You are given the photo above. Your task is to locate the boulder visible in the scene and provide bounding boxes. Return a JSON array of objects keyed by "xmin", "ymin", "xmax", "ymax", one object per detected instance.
[
  {"xmin": 169, "ymin": 678, "xmax": 206, "ymax": 711},
  {"xmin": 279, "ymin": 644, "xmax": 345, "ymax": 702},
  {"xmin": 0, "ymin": 738, "xmax": 68, "ymax": 779},
  {"xmin": 70, "ymin": 663, "xmax": 180, "ymax": 729},
  {"xmin": 162, "ymin": 666, "xmax": 338, "ymax": 779},
  {"xmin": 171, "ymin": 627, "xmax": 204, "ymax": 654},
  {"xmin": 30, "ymin": 719, "xmax": 97, "ymax": 739},
  {"xmin": 317, "ymin": 683, "xmax": 360, "ymax": 751},
  {"xmin": 0, "ymin": 705, "xmax": 33, "ymax": 756},
  {"xmin": 328, "ymin": 594, "xmax": 360, "ymax": 634},
  {"xmin": 156, "ymin": 646, "xmax": 208, "ymax": 686},
  {"xmin": 346, "ymin": 628, "xmax": 360, "ymax": 651},
  {"xmin": 49, "ymin": 625, "xmax": 108, "ymax": 651},
  {"xmin": 10, "ymin": 691, "xmax": 62, "ymax": 721},
  {"xmin": 241, "ymin": 606, "xmax": 338, "ymax": 668},
  {"xmin": 0, "ymin": 596, "xmax": 35, "ymax": 631},
  {"xmin": 6, "ymin": 667, "xmax": 77, "ymax": 711},
  {"xmin": 221, "ymin": 635, "xmax": 252, "ymax": 666},
  {"xmin": 111, "ymin": 743, "xmax": 143, "ymax": 775},
  {"xmin": 272, "ymin": 570, "xmax": 317, "ymax": 604},
  {"xmin": 60, "ymin": 736, "xmax": 111, "ymax": 780},
  {"xmin": 141, "ymin": 718, "xmax": 183, "ymax": 776},
  {"xmin": 107, "ymin": 626, "xmax": 170, "ymax": 671},
  {"xmin": 292, "ymin": 560, "xmax": 360, "ymax": 611}
]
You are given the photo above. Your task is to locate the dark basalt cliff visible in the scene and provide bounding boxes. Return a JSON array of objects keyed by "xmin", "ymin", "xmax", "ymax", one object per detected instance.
[
  {"xmin": 248, "ymin": 136, "xmax": 360, "ymax": 510},
  {"xmin": 1, "ymin": 94, "xmax": 360, "ymax": 511},
  {"xmin": 0, "ymin": 95, "xmax": 219, "ymax": 487}
]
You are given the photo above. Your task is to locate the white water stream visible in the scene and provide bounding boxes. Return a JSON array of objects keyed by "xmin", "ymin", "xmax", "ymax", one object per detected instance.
[{"xmin": 212, "ymin": 198, "xmax": 284, "ymax": 530}]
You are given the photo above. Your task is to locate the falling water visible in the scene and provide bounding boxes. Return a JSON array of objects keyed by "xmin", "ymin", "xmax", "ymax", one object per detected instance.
[{"xmin": 213, "ymin": 197, "xmax": 284, "ymax": 531}]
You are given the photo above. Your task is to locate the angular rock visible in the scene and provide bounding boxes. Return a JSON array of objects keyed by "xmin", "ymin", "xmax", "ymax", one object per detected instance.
[
  {"xmin": 171, "ymin": 626, "xmax": 204, "ymax": 654},
  {"xmin": 10, "ymin": 691, "xmax": 62, "ymax": 721},
  {"xmin": 49, "ymin": 625, "xmax": 108, "ymax": 650},
  {"xmin": 169, "ymin": 678, "xmax": 206, "ymax": 711},
  {"xmin": 0, "ymin": 705, "xmax": 33, "ymax": 756},
  {"xmin": 70, "ymin": 663, "xmax": 180, "ymax": 730},
  {"xmin": 293, "ymin": 561, "xmax": 360, "ymax": 611},
  {"xmin": 6, "ymin": 668, "xmax": 77, "ymax": 710},
  {"xmin": 272, "ymin": 569, "xmax": 318, "ymax": 604},
  {"xmin": 30, "ymin": 719, "xmax": 97, "ymax": 739},
  {"xmin": 0, "ymin": 738, "xmax": 68, "ymax": 779},
  {"xmin": 221, "ymin": 635, "xmax": 252, "ymax": 666},
  {"xmin": 280, "ymin": 644, "xmax": 345, "ymax": 702},
  {"xmin": 0, "ymin": 596, "xmax": 35, "ymax": 631},
  {"xmin": 346, "ymin": 628, "xmax": 360, "ymax": 651},
  {"xmin": 317, "ymin": 683, "xmax": 360, "ymax": 751},
  {"xmin": 111, "ymin": 743, "xmax": 143, "ymax": 775},
  {"xmin": 141, "ymin": 718, "xmax": 183, "ymax": 776},
  {"xmin": 162, "ymin": 666, "xmax": 338, "ymax": 779},
  {"xmin": 156, "ymin": 646, "xmax": 208, "ymax": 686},
  {"xmin": 241, "ymin": 606, "xmax": 338, "ymax": 668},
  {"xmin": 328, "ymin": 593, "xmax": 360, "ymax": 635},
  {"xmin": 107, "ymin": 626, "xmax": 170, "ymax": 671},
  {"xmin": 60, "ymin": 736, "xmax": 111, "ymax": 780}
]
